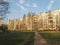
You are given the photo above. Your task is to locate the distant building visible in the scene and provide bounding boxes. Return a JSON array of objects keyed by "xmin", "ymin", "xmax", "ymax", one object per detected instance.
[
  {"xmin": 7, "ymin": 9, "xmax": 60, "ymax": 31},
  {"xmin": 0, "ymin": 18, "xmax": 3, "ymax": 26},
  {"xmin": 7, "ymin": 20, "xmax": 14, "ymax": 31}
]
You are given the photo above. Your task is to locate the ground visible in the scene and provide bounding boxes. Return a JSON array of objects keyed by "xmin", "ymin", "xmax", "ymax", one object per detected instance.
[
  {"xmin": 0, "ymin": 31, "xmax": 34, "ymax": 45},
  {"xmin": 39, "ymin": 31, "xmax": 60, "ymax": 45},
  {"xmin": 34, "ymin": 31, "xmax": 49, "ymax": 45},
  {"xmin": 0, "ymin": 31, "xmax": 60, "ymax": 45}
]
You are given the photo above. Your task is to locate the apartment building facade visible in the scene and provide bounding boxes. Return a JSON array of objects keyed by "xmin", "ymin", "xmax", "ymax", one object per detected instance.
[
  {"xmin": 0, "ymin": 18, "xmax": 3, "ymax": 26},
  {"xmin": 7, "ymin": 9, "xmax": 60, "ymax": 31}
]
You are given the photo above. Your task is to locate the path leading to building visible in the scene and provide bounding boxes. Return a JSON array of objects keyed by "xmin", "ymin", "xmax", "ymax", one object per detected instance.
[{"xmin": 34, "ymin": 31, "xmax": 50, "ymax": 45}]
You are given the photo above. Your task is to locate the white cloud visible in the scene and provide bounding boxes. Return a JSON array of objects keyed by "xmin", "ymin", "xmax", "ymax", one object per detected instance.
[
  {"xmin": 20, "ymin": 5, "xmax": 25, "ymax": 10},
  {"xmin": 16, "ymin": 3, "xmax": 26, "ymax": 11},
  {"xmin": 3, "ymin": 0, "xmax": 9, "ymax": 2},
  {"xmin": 16, "ymin": 3, "xmax": 20, "ymax": 6},
  {"xmin": 48, "ymin": 0, "xmax": 55, "ymax": 10},
  {"xmin": 20, "ymin": 0, "xmax": 25, "ymax": 4},
  {"xmin": 32, "ymin": 3, "xmax": 38, "ymax": 7},
  {"xmin": 51, "ymin": 0, "xmax": 54, "ymax": 3},
  {"xmin": 25, "ymin": 3, "xmax": 30, "ymax": 7},
  {"xmin": 48, "ymin": 3, "xmax": 52, "ymax": 10}
]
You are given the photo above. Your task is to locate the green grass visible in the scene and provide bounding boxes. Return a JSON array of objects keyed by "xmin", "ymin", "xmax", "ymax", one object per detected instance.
[
  {"xmin": 39, "ymin": 31, "xmax": 60, "ymax": 45},
  {"xmin": 0, "ymin": 30, "xmax": 60, "ymax": 45},
  {"xmin": 0, "ymin": 31, "xmax": 34, "ymax": 45}
]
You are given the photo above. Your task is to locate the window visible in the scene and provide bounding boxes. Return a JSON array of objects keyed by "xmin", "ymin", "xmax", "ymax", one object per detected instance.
[
  {"xmin": 48, "ymin": 17, "xmax": 52, "ymax": 19},
  {"xmin": 50, "ymin": 20, "xmax": 53, "ymax": 23}
]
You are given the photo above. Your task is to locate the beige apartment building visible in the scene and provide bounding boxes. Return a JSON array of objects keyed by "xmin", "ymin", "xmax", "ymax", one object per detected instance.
[
  {"xmin": 0, "ymin": 18, "xmax": 3, "ymax": 26},
  {"xmin": 8, "ymin": 20, "xmax": 14, "ymax": 31},
  {"xmin": 7, "ymin": 9, "xmax": 60, "ymax": 31}
]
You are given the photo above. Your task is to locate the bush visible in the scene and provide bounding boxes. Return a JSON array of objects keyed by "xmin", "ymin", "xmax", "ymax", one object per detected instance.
[{"xmin": 0, "ymin": 24, "xmax": 8, "ymax": 32}]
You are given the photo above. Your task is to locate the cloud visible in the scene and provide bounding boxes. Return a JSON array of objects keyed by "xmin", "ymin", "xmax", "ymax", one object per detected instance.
[
  {"xmin": 48, "ymin": 0, "xmax": 55, "ymax": 10},
  {"xmin": 20, "ymin": 0, "xmax": 25, "ymax": 4},
  {"xmin": 51, "ymin": 0, "xmax": 54, "ymax": 3},
  {"xmin": 20, "ymin": 5, "xmax": 26, "ymax": 10},
  {"xmin": 32, "ymin": 3, "xmax": 38, "ymax": 7},
  {"xmin": 25, "ymin": 3, "xmax": 30, "ymax": 7},
  {"xmin": 3, "ymin": 0, "xmax": 9, "ymax": 2},
  {"xmin": 16, "ymin": 3, "xmax": 20, "ymax": 6},
  {"xmin": 20, "ymin": 5, "xmax": 24, "ymax": 10},
  {"xmin": 16, "ymin": 3, "xmax": 26, "ymax": 11}
]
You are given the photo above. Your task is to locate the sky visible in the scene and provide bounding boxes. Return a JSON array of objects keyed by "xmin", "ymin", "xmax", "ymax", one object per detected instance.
[{"xmin": 6, "ymin": 0, "xmax": 60, "ymax": 20}]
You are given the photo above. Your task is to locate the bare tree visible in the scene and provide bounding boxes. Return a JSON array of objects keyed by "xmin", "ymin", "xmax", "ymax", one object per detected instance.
[
  {"xmin": 0, "ymin": 0, "xmax": 9, "ymax": 32},
  {"xmin": 0, "ymin": 0, "xmax": 9, "ymax": 22}
]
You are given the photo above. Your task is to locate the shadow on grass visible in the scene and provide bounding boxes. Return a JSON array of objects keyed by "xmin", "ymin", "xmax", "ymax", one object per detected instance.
[{"xmin": 0, "ymin": 31, "xmax": 34, "ymax": 45}]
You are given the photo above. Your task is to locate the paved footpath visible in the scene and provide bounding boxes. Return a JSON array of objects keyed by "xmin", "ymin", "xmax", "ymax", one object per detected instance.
[{"xmin": 34, "ymin": 31, "xmax": 50, "ymax": 45}]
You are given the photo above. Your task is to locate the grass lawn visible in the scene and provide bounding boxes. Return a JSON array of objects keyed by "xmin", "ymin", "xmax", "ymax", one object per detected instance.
[
  {"xmin": 0, "ymin": 31, "xmax": 60, "ymax": 45},
  {"xmin": 39, "ymin": 31, "xmax": 60, "ymax": 45},
  {"xmin": 0, "ymin": 31, "xmax": 34, "ymax": 45}
]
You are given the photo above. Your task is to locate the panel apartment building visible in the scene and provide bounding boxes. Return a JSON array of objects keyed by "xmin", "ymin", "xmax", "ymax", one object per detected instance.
[
  {"xmin": 7, "ymin": 9, "xmax": 60, "ymax": 31},
  {"xmin": 0, "ymin": 18, "xmax": 3, "ymax": 26}
]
